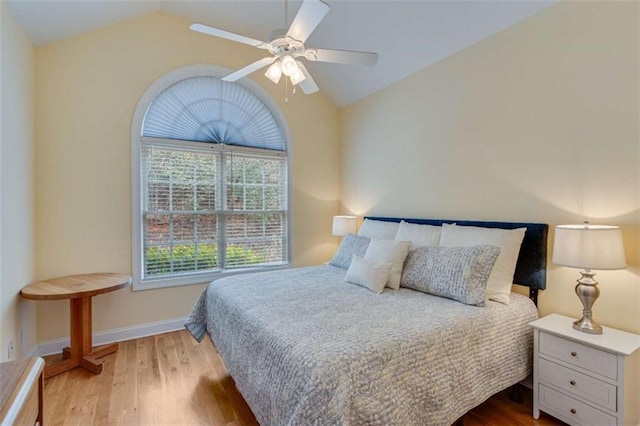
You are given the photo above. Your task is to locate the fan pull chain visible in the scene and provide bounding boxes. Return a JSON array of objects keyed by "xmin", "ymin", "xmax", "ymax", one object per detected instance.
[
  {"xmin": 285, "ymin": 75, "xmax": 289, "ymax": 104},
  {"xmin": 283, "ymin": 0, "xmax": 290, "ymax": 105}
]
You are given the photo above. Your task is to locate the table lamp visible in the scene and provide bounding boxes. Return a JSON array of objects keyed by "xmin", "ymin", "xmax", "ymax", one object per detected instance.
[
  {"xmin": 332, "ymin": 215, "xmax": 357, "ymax": 237},
  {"xmin": 552, "ymin": 222, "xmax": 626, "ymax": 334}
]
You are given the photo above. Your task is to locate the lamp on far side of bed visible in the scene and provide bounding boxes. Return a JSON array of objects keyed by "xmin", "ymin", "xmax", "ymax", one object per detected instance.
[
  {"xmin": 552, "ymin": 222, "xmax": 626, "ymax": 334},
  {"xmin": 333, "ymin": 215, "xmax": 357, "ymax": 237}
]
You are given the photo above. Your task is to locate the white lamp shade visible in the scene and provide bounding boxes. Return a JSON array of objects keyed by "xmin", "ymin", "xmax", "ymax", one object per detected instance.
[
  {"xmin": 265, "ymin": 61, "xmax": 282, "ymax": 84},
  {"xmin": 280, "ymin": 55, "xmax": 298, "ymax": 77},
  {"xmin": 553, "ymin": 224, "xmax": 626, "ymax": 270},
  {"xmin": 332, "ymin": 216, "xmax": 357, "ymax": 236},
  {"xmin": 289, "ymin": 64, "xmax": 306, "ymax": 86}
]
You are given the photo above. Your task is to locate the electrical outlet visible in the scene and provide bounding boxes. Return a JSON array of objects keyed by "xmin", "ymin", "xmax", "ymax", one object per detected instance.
[
  {"xmin": 19, "ymin": 328, "xmax": 24, "ymax": 347},
  {"xmin": 8, "ymin": 339, "xmax": 14, "ymax": 360}
]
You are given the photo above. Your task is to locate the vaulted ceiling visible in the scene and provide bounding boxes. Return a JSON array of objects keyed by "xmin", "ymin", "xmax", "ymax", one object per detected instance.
[{"xmin": 5, "ymin": 0, "xmax": 557, "ymax": 107}]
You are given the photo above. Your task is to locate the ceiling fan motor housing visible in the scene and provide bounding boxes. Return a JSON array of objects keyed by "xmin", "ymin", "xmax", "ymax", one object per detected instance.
[{"xmin": 267, "ymin": 29, "xmax": 306, "ymax": 58}]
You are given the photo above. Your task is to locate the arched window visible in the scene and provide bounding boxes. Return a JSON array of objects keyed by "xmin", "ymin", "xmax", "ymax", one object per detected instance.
[{"xmin": 131, "ymin": 66, "xmax": 290, "ymax": 290}]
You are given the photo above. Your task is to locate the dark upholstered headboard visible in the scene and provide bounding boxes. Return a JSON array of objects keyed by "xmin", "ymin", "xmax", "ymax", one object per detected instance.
[{"xmin": 365, "ymin": 217, "xmax": 548, "ymax": 304}]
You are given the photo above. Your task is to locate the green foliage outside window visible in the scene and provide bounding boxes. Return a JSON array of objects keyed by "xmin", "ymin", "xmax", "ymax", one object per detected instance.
[{"xmin": 145, "ymin": 243, "xmax": 265, "ymax": 276}]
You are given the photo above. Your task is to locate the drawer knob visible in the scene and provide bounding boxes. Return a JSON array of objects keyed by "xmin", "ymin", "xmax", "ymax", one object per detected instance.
[
  {"xmin": 571, "ymin": 351, "xmax": 577, "ymax": 357},
  {"xmin": 570, "ymin": 408, "xmax": 577, "ymax": 414},
  {"xmin": 570, "ymin": 380, "xmax": 576, "ymax": 386}
]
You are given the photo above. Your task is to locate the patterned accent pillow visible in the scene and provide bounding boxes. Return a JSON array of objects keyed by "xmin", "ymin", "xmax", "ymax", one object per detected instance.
[
  {"xmin": 330, "ymin": 234, "xmax": 371, "ymax": 269},
  {"xmin": 439, "ymin": 224, "xmax": 526, "ymax": 305},
  {"xmin": 400, "ymin": 245, "xmax": 501, "ymax": 306}
]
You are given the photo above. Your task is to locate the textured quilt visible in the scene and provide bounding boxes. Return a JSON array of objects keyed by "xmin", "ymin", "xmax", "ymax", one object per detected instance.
[{"xmin": 186, "ymin": 265, "xmax": 538, "ymax": 426}]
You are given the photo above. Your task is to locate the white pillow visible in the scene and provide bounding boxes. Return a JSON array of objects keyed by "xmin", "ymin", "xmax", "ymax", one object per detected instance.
[
  {"xmin": 358, "ymin": 219, "xmax": 399, "ymax": 240},
  {"xmin": 439, "ymin": 223, "xmax": 526, "ymax": 305},
  {"xmin": 364, "ymin": 238, "xmax": 411, "ymax": 290},
  {"xmin": 395, "ymin": 221, "xmax": 441, "ymax": 246},
  {"xmin": 345, "ymin": 255, "xmax": 392, "ymax": 293}
]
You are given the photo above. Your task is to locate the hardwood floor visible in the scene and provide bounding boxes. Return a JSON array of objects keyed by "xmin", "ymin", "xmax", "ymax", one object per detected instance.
[{"xmin": 43, "ymin": 330, "xmax": 564, "ymax": 425}]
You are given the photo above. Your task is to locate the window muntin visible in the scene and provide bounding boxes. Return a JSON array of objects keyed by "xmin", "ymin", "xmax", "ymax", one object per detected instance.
[{"xmin": 141, "ymin": 140, "xmax": 287, "ymax": 281}]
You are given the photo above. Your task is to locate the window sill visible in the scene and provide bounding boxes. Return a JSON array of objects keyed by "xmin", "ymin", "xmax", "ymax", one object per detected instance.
[{"xmin": 132, "ymin": 263, "xmax": 290, "ymax": 291}]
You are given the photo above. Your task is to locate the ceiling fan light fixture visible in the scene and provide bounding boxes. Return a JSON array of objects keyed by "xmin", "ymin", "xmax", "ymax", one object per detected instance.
[
  {"xmin": 280, "ymin": 55, "xmax": 298, "ymax": 77},
  {"xmin": 289, "ymin": 62, "xmax": 307, "ymax": 85},
  {"xmin": 190, "ymin": 0, "xmax": 379, "ymax": 96},
  {"xmin": 265, "ymin": 61, "xmax": 283, "ymax": 83}
]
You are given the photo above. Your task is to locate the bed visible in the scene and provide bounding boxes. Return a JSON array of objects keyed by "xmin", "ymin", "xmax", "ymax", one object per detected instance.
[{"xmin": 186, "ymin": 217, "xmax": 548, "ymax": 425}]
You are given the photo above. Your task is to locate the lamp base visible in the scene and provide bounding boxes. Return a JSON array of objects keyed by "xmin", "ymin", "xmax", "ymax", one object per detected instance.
[
  {"xmin": 573, "ymin": 317, "xmax": 603, "ymax": 334},
  {"xmin": 573, "ymin": 270, "xmax": 603, "ymax": 335}
]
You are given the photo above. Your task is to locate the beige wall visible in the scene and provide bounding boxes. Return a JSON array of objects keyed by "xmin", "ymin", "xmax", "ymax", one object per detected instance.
[
  {"xmin": 0, "ymin": 3, "xmax": 37, "ymax": 361},
  {"xmin": 341, "ymin": 3, "xmax": 639, "ymax": 331},
  {"xmin": 341, "ymin": 4, "xmax": 639, "ymax": 418},
  {"xmin": 34, "ymin": 12, "xmax": 340, "ymax": 341}
]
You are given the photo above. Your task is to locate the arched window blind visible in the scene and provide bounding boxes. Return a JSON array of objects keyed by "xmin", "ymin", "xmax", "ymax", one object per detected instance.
[
  {"xmin": 142, "ymin": 76, "xmax": 285, "ymax": 151},
  {"xmin": 133, "ymin": 74, "xmax": 289, "ymax": 290}
]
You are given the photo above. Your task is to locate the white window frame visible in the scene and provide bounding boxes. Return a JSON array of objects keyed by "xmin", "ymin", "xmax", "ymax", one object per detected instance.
[{"xmin": 131, "ymin": 65, "xmax": 293, "ymax": 291}]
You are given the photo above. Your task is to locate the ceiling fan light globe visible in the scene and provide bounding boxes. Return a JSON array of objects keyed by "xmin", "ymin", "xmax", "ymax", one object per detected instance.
[
  {"xmin": 281, "ymin": 55, "xmax": 298, "ymax": 77},
  {"xmin": 289, "ymin": 67, "xmax": 307, "ymax": 85},
  {"xmin": 265, "ymin": 62, "xmax": 283, "ymax": 84}
]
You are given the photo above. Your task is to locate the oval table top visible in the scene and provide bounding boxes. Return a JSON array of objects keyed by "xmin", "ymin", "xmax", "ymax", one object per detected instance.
[{"xmin": 20, "ymin": 273, "xmax": 132, "ymax": 300}]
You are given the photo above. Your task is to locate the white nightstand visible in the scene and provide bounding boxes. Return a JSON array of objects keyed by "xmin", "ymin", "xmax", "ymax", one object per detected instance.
[{"xmin": 530, "ymin": 314, "xmax": 640, "ymax": 426}]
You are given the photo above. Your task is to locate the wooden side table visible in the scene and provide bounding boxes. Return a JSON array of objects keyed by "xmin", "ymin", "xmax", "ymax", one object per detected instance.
[
  {"xmin": 21, "ymin": 273, "xmax": 132, "ymax": 379},
  {"xmin": 0, "ymin": 357, "xmax": 45, "ymax": 425}
]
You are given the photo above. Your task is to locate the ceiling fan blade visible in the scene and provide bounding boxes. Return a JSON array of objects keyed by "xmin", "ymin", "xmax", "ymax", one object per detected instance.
[
  {"xmin": 296, "ymin": 62, "xmax": 319, "ymax": 95},
  {"xmin": 286, "ymin": 0, "xmax": 330, "ymax": 44},
  {"xmin": 190, "ymin": 23, "xmax": 268, "ymax": 49},
  {"xmin": 306, "ymin": 48, "xmax": 378, "ymax": 67},
  {"xmin": 222, "ymin": 57, "xmax": 276, "ymax": 82}
]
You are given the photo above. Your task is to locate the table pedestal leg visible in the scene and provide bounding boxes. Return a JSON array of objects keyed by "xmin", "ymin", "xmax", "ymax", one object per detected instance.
[
  {"xmin": 62, "ymin": 344, "xmax": 119, "ymax": 361},
  {"xmin": 44, "ymin": 296, "xmax": 119, "ymax": 379}
]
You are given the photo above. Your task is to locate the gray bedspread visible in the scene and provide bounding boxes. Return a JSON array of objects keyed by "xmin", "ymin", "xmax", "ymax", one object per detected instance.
[{"xmin": 186, "ymin": 265, "xmax": 538, "ymax": 426}]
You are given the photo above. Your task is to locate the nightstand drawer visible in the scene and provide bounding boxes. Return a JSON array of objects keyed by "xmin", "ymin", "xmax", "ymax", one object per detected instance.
[
  {"xmin": 540, "ymin": 332, "xmax": 617, "ymax": 380},
  {"xmin": 539, "ymin": 358, "xmax": 617, "ymax": 411},
  {"xmin": 539, "ymin": 384, "xmax": 617, "ymax": 426}
]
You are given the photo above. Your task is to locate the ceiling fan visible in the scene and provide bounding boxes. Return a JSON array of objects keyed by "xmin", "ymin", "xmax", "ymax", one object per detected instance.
[{"xmin": 190, "ymin": 0, "xmax": 378, "ymax": 95}]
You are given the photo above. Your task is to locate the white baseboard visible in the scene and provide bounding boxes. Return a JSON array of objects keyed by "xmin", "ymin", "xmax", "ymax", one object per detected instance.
[
  {"xmin": 36, "ymin": 316, "xmax": 189, "ymax": 357},
  {"xmin": 24, "ymin": 345, "xmax": 38, "ymax": 359}
]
